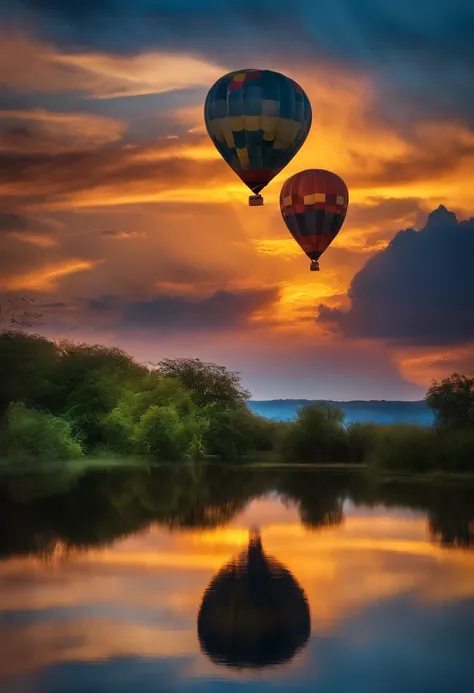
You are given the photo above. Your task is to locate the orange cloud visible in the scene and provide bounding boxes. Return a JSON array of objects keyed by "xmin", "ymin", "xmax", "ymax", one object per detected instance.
[
  {"xmin": 0, "ymin": 29, "xmax": 226, "ymax": 98},
  {"xmin": 0, "ymin": 109, "xmax": 126, "ymax": 154},
  {"xmin": 59, "ymin": 51, "xmax": 226, "ymax": 99},
  {"xmin": 397, "ymin": 344, "xmax": 474, "ymax": 386},
  {"xmin": 6, "ymin": 231, "xmax": 57, "ymax": 248},
  {"xmin": 2, "ymin": 259, "xmax": 103, "ymax": 292}
]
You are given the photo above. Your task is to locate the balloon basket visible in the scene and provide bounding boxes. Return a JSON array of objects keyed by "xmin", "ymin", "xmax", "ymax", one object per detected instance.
[
  {"xmin": 249, "ymin": 194, "xmax": 263, "ymax": 207},
  {"xmin": 310, "ymin": 261, "xmax": 320, "ymax": 271}
]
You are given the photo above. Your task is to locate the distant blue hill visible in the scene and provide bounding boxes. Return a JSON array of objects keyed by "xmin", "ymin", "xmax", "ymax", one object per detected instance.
[{"xmin": 248, "ymin": 400, "xmax": 434, "ymax": 426}]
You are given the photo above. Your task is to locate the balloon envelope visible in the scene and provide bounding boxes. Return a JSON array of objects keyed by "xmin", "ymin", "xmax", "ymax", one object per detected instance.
[
  {"xmin": 204, "ymin": 69, "xmax": 312, "ymax": 196},
  {"xmin": 280, "ymin": 169, "xmax": 349, "ymax": 265}
]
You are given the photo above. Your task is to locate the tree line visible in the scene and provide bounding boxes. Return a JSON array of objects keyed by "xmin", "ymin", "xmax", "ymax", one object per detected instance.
[
  {"xmin": 0, "ymin": 331, "xmax": 473, "ymax": 474},
  {"xmin": 1, "ymin": 465, "xmax": 473, "ymax": 560}
]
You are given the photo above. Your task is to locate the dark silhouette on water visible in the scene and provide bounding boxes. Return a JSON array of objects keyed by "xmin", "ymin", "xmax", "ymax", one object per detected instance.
[{"xmin": 197, "ymin": 527, "xmax": 311, "ymax": 669}]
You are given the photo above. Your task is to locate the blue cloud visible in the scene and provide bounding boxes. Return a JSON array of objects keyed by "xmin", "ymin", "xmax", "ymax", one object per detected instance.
[{"xmin": 318, "ymin": 205, "xmax": 474, "ymax": 347}]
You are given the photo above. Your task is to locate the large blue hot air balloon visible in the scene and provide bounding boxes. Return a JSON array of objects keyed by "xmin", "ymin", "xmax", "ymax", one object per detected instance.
[{"xmin": 204, "ymin": 69, "xmax": 312, "ymax": 206}]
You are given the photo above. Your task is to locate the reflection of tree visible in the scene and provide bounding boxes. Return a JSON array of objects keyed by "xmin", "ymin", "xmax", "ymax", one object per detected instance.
[
  {"xmin": 429, "ymin": 515, "xmax": 474, "ymax": 549},
  {"xmin": 197, "ymin": 528, "xmax": 310, "ymax": 669},
  {"xmin": 348, "ymin": 477, "xmax": 474, "ymax": 550},
  {"xmin": 427, "ymin": 491, "xmax": 474, "ymax": 549},
  {"xmin": 0, "ymin": 465, "xmax": 262, "ymax": 559},
  {"xmin": 1, "ymin": 465, "xmax": 473, "ymax": 560},
  {"xmin": 276, "ymin": 470, "xmax": 351, "ymax": 531}
]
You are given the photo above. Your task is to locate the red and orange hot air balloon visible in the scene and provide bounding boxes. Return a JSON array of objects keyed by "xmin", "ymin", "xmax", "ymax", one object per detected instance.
[{"xmin": 280, "ymin": 169, "xmax": 349, "ymax": 270}]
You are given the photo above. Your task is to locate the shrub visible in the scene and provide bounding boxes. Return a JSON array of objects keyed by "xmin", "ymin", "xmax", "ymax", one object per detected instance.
[
  {"xmin": 132, "ymin": 404, "xmax": 206, "ymax": 462},
  {"xmin": 369, "ymin": 424, "xmax": 440, "ymax": 474},
  {"xmin": 204, "ymin": 406, "xmax": 269, "ymax": 462},
  {"xmin": 346, "ymin": 422, "xmax": 378, "ymax": 463},
  {"xmin": 1, "ymin": 402, "xmax": 83, "ymax": 463},
  {"xmin": 278, "ymin": 404, "xmax": 350, "ymax": 463},
  {"xmin": 437, "ymin": 429, "xmax": 474, "ymax": 473}
]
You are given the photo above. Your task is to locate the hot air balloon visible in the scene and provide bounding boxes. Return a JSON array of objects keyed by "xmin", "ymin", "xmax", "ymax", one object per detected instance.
[
  {"xmin": 197, "ymin": 528, "xmax": 310, "ymax": 669},
  {"xmin": 204, "ymin": 69, "xmax": 312, "ymax": 206},
  {"xmin": 280, "ymin": 169, "xmax": 349, "ymax": 271}
]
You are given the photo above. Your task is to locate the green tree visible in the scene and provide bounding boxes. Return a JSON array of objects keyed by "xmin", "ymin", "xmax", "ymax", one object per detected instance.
[
  {"xmin": 1, "ymin": 402, "xmax": 83, "ymax": 462},
  {"xmin": 133, "ymin": 404, "xmax": 205, "ymax": 461},
  {"xmin": 369, "ymin": 424, "xmax": 440, "ymax": 474},
  {"xmin": 426, "ymin": 373, "xmax": 474, "ymax": 430},
  {"xmin": 102, "ymin": 372, "xmax": 206, "ymax": 455},
  {"xmin": 157, "ymin": 358, "xmax": 250, "ymax": 408},
  {"xmin": 346, "ymin": 422, "xmax": 378, "ymax": 463},
  {"xmin": 0, "ymin": 332, "xmax": 58, "ymax": 415},
  {"xmin": 42, "ymin": 340, "xmax": 148, "ymax": 451},
  {"xmin": 278, "ymin": 404, "xmax": 349, "ymax": 463},
  {"xmin": 205, "ymin": 406, "xmax": 278, "ymax": 461}
]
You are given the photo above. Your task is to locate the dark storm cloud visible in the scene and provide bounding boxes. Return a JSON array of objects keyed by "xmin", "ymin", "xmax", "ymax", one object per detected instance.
[
  {"xmin": 121, "ymin": 288, "xmax": 277, "ymax": 332},
  {"xmin": 318, "ymin": 206, "xmax": 474, "ymax": 347},
  {"xmin": 4, "ymin": 1, "xmax": 474, "ymax": 123}
]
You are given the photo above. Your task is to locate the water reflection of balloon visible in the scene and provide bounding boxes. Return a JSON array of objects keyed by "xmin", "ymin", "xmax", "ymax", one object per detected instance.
[
  {"xmin": 204, "ymin": 69, "xmax": 312, "ymax": 206},
  {"xmin": 280, "ymin": 169, "xmax": 349, "ymax": 271},
  {"xmin": 197, "ymin": 528, "xmax": 310, "ymax": 669}
]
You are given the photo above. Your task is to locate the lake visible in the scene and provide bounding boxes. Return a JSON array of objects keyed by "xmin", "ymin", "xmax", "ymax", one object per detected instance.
[{"xmin": 1, "ymin": 465, "xmax": 474, "ymax": 693}]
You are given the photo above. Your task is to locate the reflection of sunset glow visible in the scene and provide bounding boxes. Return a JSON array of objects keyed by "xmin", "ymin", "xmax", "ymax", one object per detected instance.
[{"xmin": 1, "ymin": 497, "xmax": 474, "ymax": 685}]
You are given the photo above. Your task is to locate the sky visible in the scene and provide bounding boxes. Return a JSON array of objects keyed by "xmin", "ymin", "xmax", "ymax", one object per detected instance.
[{"xmin": 1, "ymin": 0, "xmax": 473, "ymax": 399}]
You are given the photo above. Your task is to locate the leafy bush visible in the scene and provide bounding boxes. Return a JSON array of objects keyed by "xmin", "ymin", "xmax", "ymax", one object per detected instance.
[
  {"xmin": 346, "ymin": 422, "xmax": 378, "ymax": 463},
  {"xmin": 435, "ymin": 429, "xmax": 474, "ymax": 473},
  {"xmin": 278, "ymin": 404, "xmax": 350, "ymax": 463},
  {"xmin": 368, "ymin": 424, "xmax": 438, "ymax": 473},
  {"xmin": 132, "ymin": 404, "xmax": 205, "ymax": 461},
  {"xmin": 204, "ymin": 406, "xmax": 276, "ymax": 461},
  {"xmin": 367, "ymin": 424, "xmax": 474, "ymax": 475},
  {"xmin": 1, "ymin": 402, "xmax": 83, "ymax": 463}
]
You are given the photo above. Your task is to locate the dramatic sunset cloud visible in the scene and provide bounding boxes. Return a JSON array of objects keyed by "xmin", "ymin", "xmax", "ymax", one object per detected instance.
[{"xmin": 1, "ymin": 0, "xmax": 473, "ymax": 397}]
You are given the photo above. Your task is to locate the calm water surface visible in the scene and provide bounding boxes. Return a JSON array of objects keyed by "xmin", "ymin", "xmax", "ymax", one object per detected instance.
[{"xmin": 1, "ymin": 466, "xmax": 474, "ymax": 693}]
